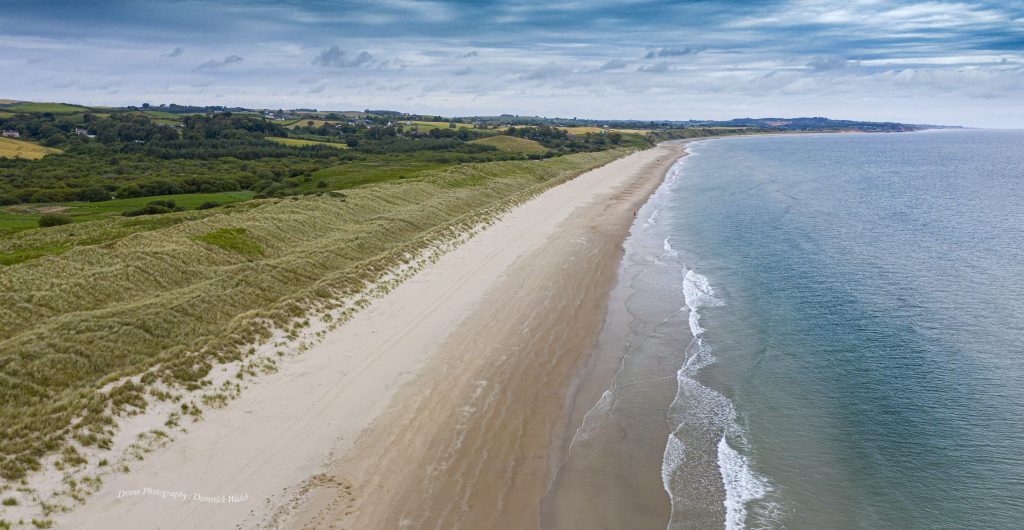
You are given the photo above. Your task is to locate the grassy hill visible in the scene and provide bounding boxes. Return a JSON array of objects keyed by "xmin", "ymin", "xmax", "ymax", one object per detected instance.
[
  {"xmin": 469, "ymin": 135, "xmax": 548, "ymax": 155},
  {"xmin": 0, "ymin": 102, "xmax": 93, "ymax": 114},
  {"xmin": 0, "ymin": 149, "xmax": 629, "ymax": 488},
  {"xmin": 0, "ymin": 137, "xmax": 61, "ymax": 159}
]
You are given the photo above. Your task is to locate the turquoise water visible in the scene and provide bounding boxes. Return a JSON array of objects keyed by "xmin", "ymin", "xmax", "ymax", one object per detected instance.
[{"xmin": 555, "ymin": 130, "xmax": 1024, "ymax": 529}]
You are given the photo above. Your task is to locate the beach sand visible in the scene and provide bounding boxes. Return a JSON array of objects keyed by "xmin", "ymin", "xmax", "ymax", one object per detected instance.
[{"xmin": 55, "ymin": 142, "xmax": 685, "ymax": 530}]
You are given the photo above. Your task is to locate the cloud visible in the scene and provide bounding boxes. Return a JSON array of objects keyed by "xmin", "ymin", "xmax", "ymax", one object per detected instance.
[
  {"xmin": 599, "ymin": 58, "xmax": 629, "ymax": 71},
  {"xmin": 312, "ymin": 46, "xmax": 375, "ymax": 68},
  {"xmin": 637, "ymin": 61, "xmax": 670, "ymax": 73},
  {"xmin": 307, "ymin": 80, "xmax": 329, "ymax": 94},
  {"xmin": 644, "ymin": 47, "xmax": 704, "ymax": 59},
  {"xmin": 2, "ymin": 0, "xmax": 1023, "ymax": 127},
  {"xmin": 807, "ymin": 55, "xmax": 852, "ymax": 72},
  {"xmin": 516, "ymin": 64, "xmax": 573, "ymax": 81},
  {"xmin": 195, "ymin": 55, "xmax": 243, "ymax": 70}
]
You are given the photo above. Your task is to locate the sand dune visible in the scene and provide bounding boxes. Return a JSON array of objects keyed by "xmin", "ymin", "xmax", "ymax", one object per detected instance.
[{"xmin": 56, "ymin": 142, "xmax": 684, "ymax": 530}]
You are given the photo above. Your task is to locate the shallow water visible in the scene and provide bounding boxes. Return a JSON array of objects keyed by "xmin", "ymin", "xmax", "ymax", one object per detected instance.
[{"xmin": 545, "ymin": 130, "xmax": 1024, "ymax": 529}]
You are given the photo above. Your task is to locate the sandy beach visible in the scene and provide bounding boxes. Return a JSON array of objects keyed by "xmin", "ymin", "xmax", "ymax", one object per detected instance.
[{"xmin": 55, "ymin": 141, "xmax": 685, "ymax": 530}]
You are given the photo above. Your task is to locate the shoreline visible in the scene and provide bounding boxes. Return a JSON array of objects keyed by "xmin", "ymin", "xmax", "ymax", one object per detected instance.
[
  {"xmin": 280, "ymin": 141, "xmax": 686, "ymax": 529},
  {"xmin": 53, "ymin": 142, "xmax": 685, "ymax": 529}
]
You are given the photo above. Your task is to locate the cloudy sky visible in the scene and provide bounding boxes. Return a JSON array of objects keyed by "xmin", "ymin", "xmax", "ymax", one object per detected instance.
[{"xmin": 2, "ymin": 0, "xmax": 1023, "ymax": 127}]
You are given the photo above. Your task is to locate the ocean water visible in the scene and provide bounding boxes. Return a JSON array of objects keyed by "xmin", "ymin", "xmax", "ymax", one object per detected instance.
[{"xmin": 546, "ymin": 130, "xmax": 1024, "ymax": 529}]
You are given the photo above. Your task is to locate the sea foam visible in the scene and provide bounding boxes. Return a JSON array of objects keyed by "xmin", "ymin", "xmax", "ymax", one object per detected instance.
[
  {"xmin": 661, "ymin": 433, "xmax": 686, "ymax": 494},
  {"xmin": 718, "ymin": 437, "xmax": 770, "ymax": 530},
  {"xmin": 682, "ymin": 269, "xmax": 723, "ymax": 337},
  {"xmin": 663, "ymin": 268, "xmax": 774, "ymax": 530}
]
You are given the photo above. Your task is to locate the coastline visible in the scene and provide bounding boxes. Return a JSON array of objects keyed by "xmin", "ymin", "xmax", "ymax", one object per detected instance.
[
  {"xmin": 53, "ymin": 142, "xmax": 686, "ymax": 529},
  {"xmin": 279, "ymin": 141, "xmax": 686, "ymax": 529}
]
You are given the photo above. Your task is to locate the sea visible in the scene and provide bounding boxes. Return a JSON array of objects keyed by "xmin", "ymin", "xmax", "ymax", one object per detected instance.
[{"xmin": 542, "ymin": 129, "xmax": 1024, "ymax": 529}]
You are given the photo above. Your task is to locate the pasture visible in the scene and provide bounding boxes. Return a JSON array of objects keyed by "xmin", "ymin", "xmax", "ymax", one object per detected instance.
[
  {"xmin": 0, "ymin": 102, "xmax": 93, "ymax": 114},
  {"xmin": 0, "ymin": 137, "xmax": 61, "ymax": 159},
  {"xmin": 560, "ymin": 126, "xmax": 651, "ymax": 135},
  {"xmin": 285, "ymin": 119, "xmax": 338, "ymax": 129},
  {"xmin": 266, "ymin": 136, "xmax": 349, "ymax": 149},
  {"xmin": 0, "ymin": 191, "xmax": 256, "ymax": 232},
  {"xmin": 469, "ymin": 135, "xmax": 548, "ymax": 154},
  {"xmin": 405, "ymin": 120, "xmax": 477, "ymax": 130}
]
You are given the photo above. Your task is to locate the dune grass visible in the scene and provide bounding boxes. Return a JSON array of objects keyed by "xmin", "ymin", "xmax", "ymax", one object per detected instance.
[
  {"xmin": 0, "ymin": 138, "xmax": 61, "ymax": 160},
  {"xmin": 0, "ymin": 148, "xmax": 630, "ymax": 481},
  {"xmin": 469, "ymin": 135, "xmax": 548, "ymax": 155}
]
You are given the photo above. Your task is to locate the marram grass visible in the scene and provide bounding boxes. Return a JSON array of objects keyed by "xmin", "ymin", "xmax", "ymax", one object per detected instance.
[{"xmin": 0, "ymin": 148, "xmax": 629, "ymax": 481}]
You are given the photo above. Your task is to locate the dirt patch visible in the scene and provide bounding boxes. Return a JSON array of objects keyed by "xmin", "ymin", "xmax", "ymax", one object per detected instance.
[{"xmin": 37, "ymin": 205, "xmax": 70, "ymax": 214}]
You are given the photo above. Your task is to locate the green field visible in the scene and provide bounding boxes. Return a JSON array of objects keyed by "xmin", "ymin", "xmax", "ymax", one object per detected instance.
[
  {"xmin": 305, "ymin": 159, "xmax": 447, "ymax": 191},
  {"xmin": 405, "ymin": 120, "xmax": 477, "ymax": 130},
  {"xmin": 0, "ymin": 102, "xmax": 93, "ymax": 114},
  {"xmin": 0, "ymin": 137, "xmax": 61, "ymax": 159},
  {"xmin": 266, "ymin": 136, "xmax": 349, "ymax": 149},
  {"xmin": 0, "ymin": 191, "xmax": 256, "ymax": 232},
  {"xmin": 0, "ymin": 149, "xmax": 630, "ymax": 490},
  {"xmin": 469, "ymin": 135, "xmax": 548, "ymax": 155},
  {"xmin": 560, "ymin": 126, "xmax": 651, "ymax": 135},
  {"xmin": 285, "ymin": 119, "xmax": 338, "ymax": 129},
  {"xmin": 139, "ymin": 110, "xmax": 184, "ymax": 120}
]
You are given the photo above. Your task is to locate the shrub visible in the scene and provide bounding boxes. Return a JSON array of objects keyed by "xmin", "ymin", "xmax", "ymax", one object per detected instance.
[
  {"xmin": 78, "ymin": 187, "xmax": 110, "ymax": 202},
  {"xmin": 123, "ymin": 200, "xmax": 184, "ymax": 217},
  {"xmin": 197, "ymin": 201, "xmax": 221, "ymax": 210},
  {"xmin": 1, "ymin": 497, "xmax": 16, "ymax": 506},
  {"xmin": 147, "ymin": 200, "xmax": 178, "ymax": 209},
  {"xmin": 123, "ymin": 205, "xmax": 174, "ymax": 217},
  {"xmin": 38, "ymin": 214, "xmax": 72, "ymax": 227},
  {"xmin": 316, "ymin": 181, "xmax": 327, "ymax": 188}
]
